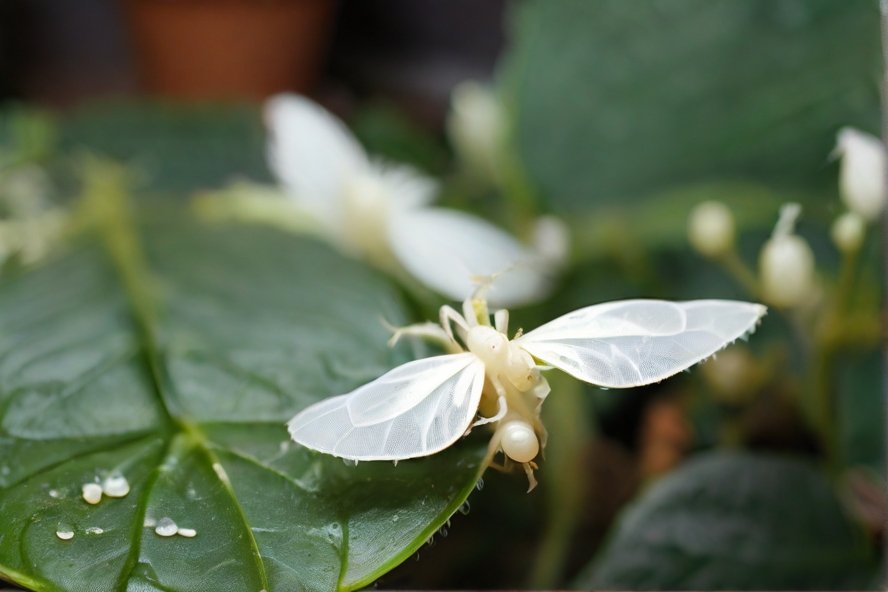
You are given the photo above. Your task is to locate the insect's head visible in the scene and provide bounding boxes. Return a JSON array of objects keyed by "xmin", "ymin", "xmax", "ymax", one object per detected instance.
[{"xmin": 466, "ymin": 325, "xmax": 509, "ymax": 363}]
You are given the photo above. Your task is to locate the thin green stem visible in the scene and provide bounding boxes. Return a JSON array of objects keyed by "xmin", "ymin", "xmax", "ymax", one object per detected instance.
[
  {"xmin": 528, "ymin": 374, "xmax": 592, "ymax": 588},
  {"xmin": 717, "ymin": 249, "xmax": 761, "ymax": 299},
  {"xmin": 809, "ymin": 240, "xmax": 864, "ymax": 474}
]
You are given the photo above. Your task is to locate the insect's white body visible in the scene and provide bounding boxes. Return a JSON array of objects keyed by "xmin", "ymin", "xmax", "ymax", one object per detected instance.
[{"xmin": 288, "ymin": 296, "xmax": 766, "ymax": 489}]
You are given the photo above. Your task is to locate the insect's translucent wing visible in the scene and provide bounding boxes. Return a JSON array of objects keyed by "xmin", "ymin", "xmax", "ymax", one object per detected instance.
[
  {"xmin": 388, "ymin": 207, "xmax": 551, "ymax": 307},
  {"xmin": 287, "ymin": 353, "xmax": 486, "ymax": 461},
  {"xmin": 265, "ymin": 93, "xmax": 367, "ymax": 225},
  {"xmin": 517, "ymin": 299, "xmax": 766, "ymax": 388}
]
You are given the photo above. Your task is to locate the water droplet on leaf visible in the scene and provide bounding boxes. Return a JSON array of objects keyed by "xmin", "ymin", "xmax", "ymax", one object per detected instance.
[
  {"xmin": 81, "ymin": 483, "xmax": 102, "ymax": 505},
  {"xmin": 102, "ymin": 472, "xmax": 130, "ymax": 498},
  {"xmin": 155, "ymin": 517, "xmax": 178, "ymax": 537}
]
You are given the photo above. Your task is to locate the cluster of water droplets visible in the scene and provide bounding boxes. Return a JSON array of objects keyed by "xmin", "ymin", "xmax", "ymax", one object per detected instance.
[{"xmin": 54, "ymin": 471, "xmax": 131, "ymax": 541}]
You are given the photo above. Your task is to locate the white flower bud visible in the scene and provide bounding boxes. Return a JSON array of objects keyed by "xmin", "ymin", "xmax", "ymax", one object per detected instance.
[
  {"xmin": 532, "ymin": 215, "xmax": 570, "ymax": 267},
  {"xmin": 760, "ymin": 235, "xmax": 815, "ymax": 307},
  {"xmin": 759, "ymin": 204, "xmax": 815, "ymax": 307},
  {"xmin": 836, "ymin": 127, "xmax": 885, "ymax": 221},
  {"xmin": 831, "ymin": 211, "xmax": 865, "ymax": 253},
  {"xmin": 446, "ymin": 81, "xmax": 506, "ymax": 183},
  {"xmin": 1, "ymin": 165, "xmax": 52, "ymax": 216},
  {"xmin": 688, "ymin": 200, "xmax": 735, "ymax": 257}
]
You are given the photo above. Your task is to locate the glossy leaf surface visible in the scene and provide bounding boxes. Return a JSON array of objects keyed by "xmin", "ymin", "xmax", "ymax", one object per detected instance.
[
  {"xmin": 0, "ymin": 203, "xmax": 485, "ymax": 592},
  {"xmin": 577, "ymin": 452, "xmax": 876, "ymax": 590}
]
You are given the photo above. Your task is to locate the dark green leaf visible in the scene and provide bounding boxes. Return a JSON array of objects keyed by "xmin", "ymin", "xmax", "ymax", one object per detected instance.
[
  {"xmin": 576, "ymin": 451, "xmax": 876, "ymax": 590},
  {"xmin": 58, "ymin": 103, "xmax": 272, "ymax": 194},
  {"xmin": 351, "ymin": 103, "xmax": 449, "ymax": 175},
  {"xmin": 838, "ymin": 350, "xmax": 884, "ymax": 471},
  {"xmin": 0, "ymin": 198, "xmax": 484, "ymax": 591},
  {"xmin": 504, "ymin": 0, "xmax": 881, "ymax": 212}
]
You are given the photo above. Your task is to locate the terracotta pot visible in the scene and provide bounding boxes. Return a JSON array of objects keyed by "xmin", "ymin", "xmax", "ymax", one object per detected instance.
[{"xmin": 125, "ymin": 0, "xmax": 334, "ymax": 100}]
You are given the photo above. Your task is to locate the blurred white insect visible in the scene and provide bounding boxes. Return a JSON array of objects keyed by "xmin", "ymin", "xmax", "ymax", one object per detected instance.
[
  {"xmin": 265, "ymin": 93, "xmax": 556, "ymax": 307},
  {"xmin": 288, "ymin": 293, "xmax": 766, "ymax": 490}
]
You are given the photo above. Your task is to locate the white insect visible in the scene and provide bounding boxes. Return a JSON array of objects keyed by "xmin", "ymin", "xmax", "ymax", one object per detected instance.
[
  {"xmin": 265, "ymin": 94, "xmax": 555, "ymax": 307},
  {"xmin": 288, "ymin": 294, "xmax": 766, "ymax": 490}
]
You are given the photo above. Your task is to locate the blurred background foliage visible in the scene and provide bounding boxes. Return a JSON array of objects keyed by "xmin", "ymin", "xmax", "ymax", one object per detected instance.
[{"xmin": 0, "ymin": 0, "xmax": 884, "ymax": 590}]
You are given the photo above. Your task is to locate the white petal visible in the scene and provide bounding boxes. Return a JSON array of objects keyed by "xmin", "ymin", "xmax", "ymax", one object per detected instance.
[
  {"xmin": 388, "ymin": 207, "xmax": 551, "ymax": 307},
  {"xmin": 370, "ymin": 161, "xmax": 438, "ymax": 211},
  {"xmin": 517, "ymin": 299, "xmax": 766, "ymax": 388},
  {"xmin": 288, "ymin": 353, "xmax": 486, "ymax": 461},
  {"xmin": 264, "ymin": 94, "xmax": 368, "ymax": 229}
]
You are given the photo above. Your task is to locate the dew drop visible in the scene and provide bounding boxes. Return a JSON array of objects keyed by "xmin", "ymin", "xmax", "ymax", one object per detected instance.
[
  {"xmin": 177, "ymin": 527, "xmax": 197, "ymax": 538},
  {"xmin": 475, "ymin": 477, "xmax": 485, "ymax": 491},
  {"xmin": 48, "ymin": 489, "xmax": 62, "ymax": 499},
  {"xmin": 458, "ymin": 501, "xmax": 471, "ymax": 515},
  {"xmin": 155, "ymin": 517, "xmax": 178, "ymax": 537},
  {"xmin": 102, "ymin": 472, "xmax": 130, "ymax": 498},
  {"xmin": 81, "ymin": 483, "xmax": 102, "ymax": 505},
  {"xmin": 85, "ymin": 526, "xmax": 104, "ymax": 535},
  {"xmin": 426, "ymin": 534, "xmax": 436, "ymax": 547},
  {"xmin": 55, "ymin": 524, "xmax": 74, "ymax": 541},
  {"xmin": 439, "ymin": 526, "xmax": 448, "ymax": 538},
  {"xmin": 143, "ymin": 516, "xmax": 157, "ymax": 528}
]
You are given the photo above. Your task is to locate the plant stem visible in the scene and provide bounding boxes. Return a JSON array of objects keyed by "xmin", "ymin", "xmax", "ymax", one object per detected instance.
[
  {"xmin": 809, "ymin": 241, "xmax": 863, "ymax": 474},
  {"xmin": 528, "ymin": 374, "xmax": 592, "ymax": 588},
  {"xmin": 717, "ymin": 249, "xmax": 761, "ymax": 298}
]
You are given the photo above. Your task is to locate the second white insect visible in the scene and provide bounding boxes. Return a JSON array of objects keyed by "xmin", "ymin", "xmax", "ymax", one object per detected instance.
[{"xmin": 288, "ymin": 295, "xmax": 766, "ymax": 490}]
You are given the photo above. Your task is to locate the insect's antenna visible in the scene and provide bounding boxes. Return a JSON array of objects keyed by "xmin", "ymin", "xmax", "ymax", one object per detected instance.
[
  {"xmin": 468, "ymin": 272, "xmax": 498, "ymax": 301},
  {"xmin": 467, "ymin": 271, "xmax": 503, "ymax": 325}
]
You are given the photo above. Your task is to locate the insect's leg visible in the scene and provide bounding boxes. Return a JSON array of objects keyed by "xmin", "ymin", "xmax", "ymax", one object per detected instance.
[
  {"xmin": 528, "ymin": 375, "xmax": 551, "ymax": 413},
  {"xmin": 472, "ymin": 377, "xmax": 508, "ymax": 428},
  {"xmin": 536, "ymin": 422, "xmax": 549, "ymax": 455},
  {"xmin": 462, "ymin": 297, "xmax": 479, "ymax": 327},
  {"xmin": 494, "ymin": 309, "xmax": 509, "ymax": 335},
  {"xmin": 387, "ymin": 321, "xmax": 462, "ymax": 354},
  {"xmin": 439, "ymin": 305, "xmax": 470, "ymax": 344},
  {"xmin": 522, "ymin": 461, "xmax": 539, "ymax": 492}
]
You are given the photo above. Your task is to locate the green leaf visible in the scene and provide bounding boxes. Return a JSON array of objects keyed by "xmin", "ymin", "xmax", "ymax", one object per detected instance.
[
  {"xmin": 0, "ymin": 180, "xmax": 485, "ymax": 591},
  {"xmin": 504, "ymin": 0, "xmax": 881, "ymax": 212},
  {"xmin": 576, "ymin": 451, "xmax": 876, "ymax": 590},
  {"xmin": 838, "ymin": 350, "xmax": 884, "ymax": 471},
  {"xmin": 58, "ymin": 103, "xmax": 272, "ymax": 194},
  {"xmin": 568, "ymin": 181, "xmax": 785, "ymax": 258}
]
